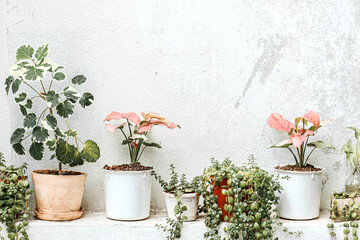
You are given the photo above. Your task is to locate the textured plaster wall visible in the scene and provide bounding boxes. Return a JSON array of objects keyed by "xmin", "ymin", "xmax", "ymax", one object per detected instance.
[{"xmin": 1, "ymin": 0, "xmax": 360, "ymax": 211}]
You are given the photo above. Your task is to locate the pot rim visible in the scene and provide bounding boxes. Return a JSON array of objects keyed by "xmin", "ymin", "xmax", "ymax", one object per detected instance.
[
  {"xmin": 274, "ymin": 166, "xmax": 324, "ymax": 174},
  {"xmin": 163, "ymin": 191, "xmax": 198, "ymax": 198},
  {"xmin": 32, "ymin": 169, "xmax": 87, "ymax": 176},
  {"xmin": 103, "ymin": 168, "xmax": 153, "ymax": 174}
]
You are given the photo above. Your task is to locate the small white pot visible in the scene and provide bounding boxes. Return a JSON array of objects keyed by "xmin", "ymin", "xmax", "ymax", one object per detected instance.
[
  {"xmin": 163, "ymin": 192, "xmax": 199, "ymax": 221},
  {"xmin": 275, "ymin": 167, "xmax": 324, "ymax": 220},
  {"xmin": 104, "ymin": 169, "xmax": 152, "ymax": 220}
]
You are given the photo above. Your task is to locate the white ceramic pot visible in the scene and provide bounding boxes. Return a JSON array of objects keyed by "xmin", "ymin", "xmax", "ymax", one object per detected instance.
[
  {"xmin": 104, "ymin": 169, "xmax": 152, "ymax": 220},
  {"xmin": 275, "ymin": 167, "xmax": 324, "ymax": 220},
  {"xmin": 163, "ymin": 192, "xmax": 199, "ymax": 221}
]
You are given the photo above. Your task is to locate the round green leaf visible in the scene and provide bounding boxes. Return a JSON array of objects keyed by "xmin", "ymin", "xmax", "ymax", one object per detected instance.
[
  {"xmin": 56, "ymin": 139, "xmax": 75, "ymax": 164},
  {"xmin": 24, "ymin": 99, "xmax": 33, "ymax": 109},
  {"xmin": 35, "ymin": 43, "xmax": 49, "ymax": 61},
  {"xmin": 79, "ymin": 92, "xmax": 94, "ymax": 108},
  {"xmin": 5, "ymin": 76, "xmax": 14, "ymax": 94},
  {"xmin": 24, "ymin": 66, "xmax": 44, "ymax": 81},
  {"xmin": 23, "ymin": 113, "xmax": 36, "ymax": 129},
  {"xmin": 29, "ymin": 141, "xmax": 44, "ymax": 160},
  {"xmin": 46, "ymin": 139, "xmax": 56, "ymax": 151},
  {"xmin": 81, "ymin": 140, "xmax": 100, "ymax": 162},
  {"xmin": 56, "ymin": 100, "xmax": 74, "ymax": 118},
  {"xmin": 46, "ymin": 90, "xmax": 61, "ymax": 108},
  {"xmin": 70, "ymin": 151, "xmax": 84, "ymax": 167},
  {"xmin": 71, "ymin": 75, "xmax": 87, "ymax": 85},
  {"xmin": 12, "ymin": 79, "xmax": 21, "ymax": 94},
  {"xmin": 63, "ymin": 86, "xmax": 80, "ymax": 101},
  {"xmin": 45, "ymin": 114, "xmax": 57, "ymax": 129},
  {"xmin": 15, "ymin": 93, "xmax": 27, "ymax": 103},
  {"xmin": 10, "ymin": 128, "xmax": 25, "ymax": 144},
  {"xmin": 19, "ymin": 104, "xmax": 27, "ymax": 116},
  {"xmin": 32, "ymin": 126, "xmax": 49, "ymax": 142},
  {"xmin": 16, "ymin": 45, "xmax": 34, "ymax": 61},
  {"xmin": 12, "ymin": 143, "xmax": 25, "ymax": 155},
  {"xmin": 54, "ymin": 72, "xmax": 65, "ymax": 81}
]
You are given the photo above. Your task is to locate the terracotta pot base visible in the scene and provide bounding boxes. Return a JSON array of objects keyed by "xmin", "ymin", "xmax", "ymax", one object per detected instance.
[{"xmin": 34, "ymin": 208, "xmax": 84, "ymax": 221}]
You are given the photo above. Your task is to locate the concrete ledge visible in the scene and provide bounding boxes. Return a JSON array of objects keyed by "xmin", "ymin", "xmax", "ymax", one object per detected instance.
[{"xmin": 0, "ymin": 211, "xmax": 347, "ymax": 239}]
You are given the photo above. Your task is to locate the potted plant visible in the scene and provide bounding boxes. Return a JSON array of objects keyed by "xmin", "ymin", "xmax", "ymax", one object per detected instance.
[
  {"xmin": 328, "ymin": 191, "xmax": 360, "ymax": 239},
  {"xmin": 341, "ymin": 127, "xmax": 360, "ymax": 193},
  {"xmin": 103, "ymin": 111, "xmax": 180, "ymax": 220},
  {"xmin": 153, "ymin": 165, "xmax": 200, "ymax": 239},
  {"xmin": 5, "ymin": 44, "xmax": 100, "ymax": 221},
  {"xmin": 197, "ymin": 156, "xmax": 301, "ymax": 239},
  {"xmin": 0, "ymin": 152, "xmax": 33, "ymax": 240},
  {"xmin": 268, "ymin": 110, "xmax": 334, "ymax": 220}
]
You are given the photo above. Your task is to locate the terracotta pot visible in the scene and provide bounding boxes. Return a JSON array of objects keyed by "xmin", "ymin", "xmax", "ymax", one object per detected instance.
[
  {"xmin": 212, "ymin": 178, "xmax": 232, "ymax": 221},
  {"xmin": 32, "ymin": 169, "xmax": 87, "ymax": 221}
]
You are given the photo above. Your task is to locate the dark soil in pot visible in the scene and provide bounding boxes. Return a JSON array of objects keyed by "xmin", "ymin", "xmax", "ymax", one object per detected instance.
[
  {"xmin": 33, "ymin": 169, "xmax": 84, "ymax": 175},
  {"xmin": 275, "ymin": 164, "xmax": 321, "ymax": 172},
  {"xmin": 104, "ymin": 162, "xmax": 153, "ymax": 171}
]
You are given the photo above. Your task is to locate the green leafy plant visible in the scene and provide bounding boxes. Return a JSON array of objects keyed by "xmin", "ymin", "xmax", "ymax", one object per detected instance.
[
  {"xmin": 5, "ymin": 44, "xmax": 100, "ymax": 172},
  {"xmin": 152, "ymin": 165, "xmax": 200, "ymax": 239},
  {"xmin": 197, "ymin": 156, "xmax": 301, "ymax": 240},
  {"xmin": 0, "ymin": 152, "xmax": 33, "ymax": 240},
  {"xmin": 328, "ymin": 191, "xmax": 360, "ymax": 240}
]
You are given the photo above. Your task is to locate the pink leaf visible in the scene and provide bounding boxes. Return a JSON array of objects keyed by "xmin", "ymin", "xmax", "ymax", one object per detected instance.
[
  {"xmin": 303, "ymin": 110, "xmax": 320, "ymax": 128},
  {"xmin": 104, "ymin": 111, "xmax": 140, "ymax": 125},
  {"xmin": 138, "ymin": 122, "xmax": 153, "ymax": 134},
  {"xmin": 141, "ymin": 112, "xmax": 164, "ymax": 121},
  {"xmin": 290, "ymin": 130, "xmax": 314, "ymax": 148},
  {"xmin": 105, "ymin": 124, "xmax": 118, "ymax": 133},
  {"xmin": 268, "ymin": 113, "xmax": 295, "ymax": 133},
  {"xmin": 320, "ymin": 119, "xmax": 334, "ymax": 127}
]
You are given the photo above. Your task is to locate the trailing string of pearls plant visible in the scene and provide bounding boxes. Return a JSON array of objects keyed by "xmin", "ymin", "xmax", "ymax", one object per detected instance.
[{"xmin": 196, "ymin": 156, "xmax": 301, "ymax": 240}]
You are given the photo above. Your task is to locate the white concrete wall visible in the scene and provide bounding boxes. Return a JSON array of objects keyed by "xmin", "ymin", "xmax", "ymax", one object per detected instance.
[{"xmin": 1, "ymin": 0, "xmax": 359, "ymax": 211}]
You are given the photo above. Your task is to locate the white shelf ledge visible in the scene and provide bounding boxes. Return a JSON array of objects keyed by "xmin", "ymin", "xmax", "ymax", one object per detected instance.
[{"xmin": 0, "ymin": 211, "xmax": 346, "ymax": 239}]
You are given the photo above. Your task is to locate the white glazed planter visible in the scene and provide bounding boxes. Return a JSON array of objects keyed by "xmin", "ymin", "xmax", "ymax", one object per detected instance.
[
  {"xmin": 275, "ymin": 167, "xmax": 324, "ymax": 220},
  {"xmin": 163, "ymin": 192, "xmax": 199, "ymax": 221},
  {"xmin": 104, "ymin": 169, "xmax": 152, "ymax": 220}
]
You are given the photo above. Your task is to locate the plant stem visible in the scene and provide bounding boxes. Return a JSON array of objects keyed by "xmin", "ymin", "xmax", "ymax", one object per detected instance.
[
  {"xmin": 296, "ymin": 148, "xmax": 302, "ymax": 167},
  {"xmin": 304, "ymin": 148, "xmax": 317, "ymax": 166},
  {"xmin": 126, "ymin": 119, "xmax": 132, "ymax": 137},
  {"xmin": 40, "ymin": 80, "xmax": 46, "ymax": 94},
  {"xmin": 22, "ymin": 81, "xmax": 44, "ymax": 99},
  {"xmin": 119, "ymin": 128, "xmax": 132, "ymax": 161},
  {"xmin": 287, "ymin": 147, "xmax": 299, "ymax": 166},
  {"xmin": 136, "ymin": 145, "xmax": 147, "ymax": 163}
]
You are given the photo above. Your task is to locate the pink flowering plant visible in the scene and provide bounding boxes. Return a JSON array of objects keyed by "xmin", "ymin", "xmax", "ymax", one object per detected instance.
[
  {"xmin": 104, "ymin": 112, "xmax": 180, "ymax": 164},
  {"xmin": 268, "ymin": 110, "xmax": 334, "ymax": 168}
]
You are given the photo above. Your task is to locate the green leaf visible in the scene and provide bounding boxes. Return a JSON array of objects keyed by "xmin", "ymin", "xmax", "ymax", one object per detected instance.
[
  {"xmin": 10, "ymin": 128, "xmax": 25, "ymax": 144},
  {"xmin": 35, "ymin": 43, "xmax": 49, "ymax": 61},
  {"xmin": 56, "ymin": 100, "xmax": 74, "ymax": 118},
  {"xmin": 181, "ymin": 216, "xmax": 188, "ymax": 222},
  {"xmin": 23, "ymin": 113, "xmax": 36, "ymax": 129},
  {"xmin": 122, "ymin": 139, "xmax": 132, "ymax": 145},
  {"xmin": 307, "ymin": 141, "xmax": 335, "ymax": 149},
  {"xmin": 54, "ymin": 72, "xmax": 65, "ymax": 81},
  {"xmin": 45, "ymin": 114, "xmax": 57, "ymax": 130},
  {"xmin": 348, "ymin": 127, "xmax": 360, "ymax": 140},
  {"xmin": 270, "ymin": 139, "xmax": 291, "ymax": 148},
  {"xmin": 71, "ymin": 75, "xmax": 87, "ymax": 85},
  {"xmin": 24, "ymin": 99, "xmax": 33, "ymax": 109},
  {"xmin": 15, "ymin": 92, "xmax": 27, "ymax": 103},
  {"xmin": 64, "ymin": 129, "xmax": 78, "ymax": 137},
  {"xmin": 16, "ymin": 45, "xmax": 34, "ymax": 61},
  {"xmin": 32, "ymin": 126, "xmax": 49, "ymax": 142},
  {"xmin": 24, "ymin": 66, "xmax": 44, "ymax": 81},
  {"xmin": 54, "ymin": 127, "xmax": 65, "ymax": 137},
  {"xmin": 341, "ymin": 139, "xmax": 357, "ymax": 169},
  {"xmin": 12, "ymin": 143, "xmax": 25, "ymax": 155},
  {"xmin": 56, "ymin": 139, "xmax": 75, "ymax": 164},
  {"xmin": 54, "ymin": 66, "xmax": 64, "ymax": 72},
  {"xmin": 50, "ymin": 154, "xmax": 56, "ymax": 160},
  {"xmin": 143, "ymin": 142, "xmax": 162, "ymax": 148},
  {"xmin": 81, "ymin": 140, "xmax": 100, "ymax": 162},
  {"xmin": 79, "ymin": 92, "xmax": 94, "ymax": 108},
  {"xmin": 5, "ymin": 76, "xmax": 14, "ymax": 94},
  {"xmin": 69, "ymin": 151, "xmax": 84, "ymax": 167},
  {"xmin": 29, "ymin": 141, "xmax": 44, "ymax": 160},
  {"xmin": 19, "ymin": 105, "xmax": 27, "ymax": 116},
  {"xmin": 46, "ymin": 139, "xmax": 56, "ymax": 151},
  {"xmin": 46, "ymin": 90, "xmax": 61, "ymax": 108},
  {"xmin": 12, "ymin": 79, "xmax": 21, "ymax": 94},
  {"xmin": 63, "ymin": 86, "xmax": 80, "ymax": 101}
]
